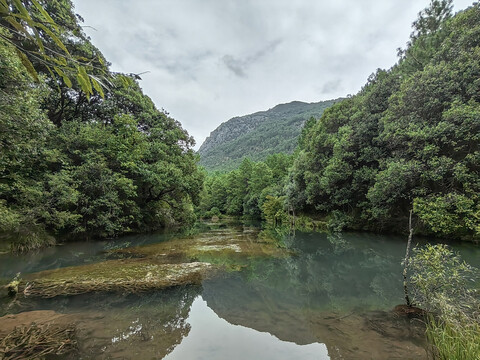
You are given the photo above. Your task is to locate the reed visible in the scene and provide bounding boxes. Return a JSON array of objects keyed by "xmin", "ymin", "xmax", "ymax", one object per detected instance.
[{"xmin": 425, "ymin": 315, "xmax": 480, "ymax": 360}]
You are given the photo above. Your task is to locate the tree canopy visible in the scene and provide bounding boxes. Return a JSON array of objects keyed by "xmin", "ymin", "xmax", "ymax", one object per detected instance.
[
  {"xmin": 288, "ymin": 2, "xmax": 479, "ymax": 239},
  {"xmin": 199, "ymin": 2, "xmax": 479, "ymax": 241},
  {"xmin": 0, "ymin": 0, "xmax": 203, "ymax": 250}
]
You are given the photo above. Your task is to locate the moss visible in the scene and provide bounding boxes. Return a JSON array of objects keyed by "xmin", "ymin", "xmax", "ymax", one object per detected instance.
[
  {"xmin": 115, "ymin": 227, "xmax": 290, "ymax": 264},
  {"xmin": 6, "ymin": 280, "xmax": 19, "ymax": 297},
  {"xmin": 9, "ymin": 226, "xmax": 291, "ymax": 298},
  {"xmin": 18, "ymin": 259, "xmax": 214, "ymax": 298}
]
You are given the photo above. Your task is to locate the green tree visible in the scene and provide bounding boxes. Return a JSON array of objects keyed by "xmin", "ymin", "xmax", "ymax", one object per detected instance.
[
  {"xmin": 1, "ymin": 0, "xmax": 204, "ymax": 250},
  {"xmin": 287, "ymin": 3, "xmax": 480, "ymax": 239}
]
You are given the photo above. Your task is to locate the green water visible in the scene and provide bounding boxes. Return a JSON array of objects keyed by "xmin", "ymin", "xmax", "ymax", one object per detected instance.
[{"xmin": 0, "ymin": 222, "xmax": 479, "ymax": 359}]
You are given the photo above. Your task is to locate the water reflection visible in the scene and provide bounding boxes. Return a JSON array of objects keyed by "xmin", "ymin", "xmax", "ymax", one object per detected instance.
[
  {"xmin": 54, "ymin": 286, "xmax": 200, "ymax": 359},
  {"xmin": 1, "ymin": 223, "xmax": 479, "ymax": 359},
  {"xmin": 165, "ymin": 297, "xmax": 329, "ymax": 360}
]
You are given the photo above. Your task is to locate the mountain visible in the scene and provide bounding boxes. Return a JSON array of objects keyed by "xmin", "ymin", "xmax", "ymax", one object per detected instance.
[{"xmin": 198, "ymin": 99, "xmax": 340, "ymax": 172}]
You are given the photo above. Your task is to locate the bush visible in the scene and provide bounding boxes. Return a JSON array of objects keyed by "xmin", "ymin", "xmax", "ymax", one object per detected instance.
[{"xmin": 409, "ymin": 244, "xmax": 480, "ymax": 359}]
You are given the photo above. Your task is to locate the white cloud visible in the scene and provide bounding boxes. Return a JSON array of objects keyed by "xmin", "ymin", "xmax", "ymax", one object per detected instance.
[{"xmin": 72, "ymin": 0, "xmax": 474, "ymax": 148}]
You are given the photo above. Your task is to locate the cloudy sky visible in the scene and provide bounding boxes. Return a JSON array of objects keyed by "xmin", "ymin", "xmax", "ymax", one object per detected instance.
[{"xmin": 72, "ymin": 0, "xmax": 473, "ymax": 149}]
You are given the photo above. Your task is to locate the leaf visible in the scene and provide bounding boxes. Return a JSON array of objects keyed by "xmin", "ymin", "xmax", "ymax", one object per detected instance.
[
  {"xmin": 15, "ymin": 49, "xmax": 39, "ymax": 82},
  {"xmin": 45, "ymin": 65, "xmax": 61, "ymax": 93},
  {"xmin": 0, "ymin": 0, "xmax": 9, "ymax": 13},
  {"xmin": 11, "ymin": 0, "xmax": 31, "ymax": 19},
  {"xmin": 35, "ymin": 22, "xmax": 70, "ymax": 56},
  {"xmin": 53, "ymin": 66, "xmax": 72, "ymax": 87},
  {"xmin": 31, "ymin": 0, "xmax": 58, "ymax": 30},
  {"xmin": 48, "ymin": 55, "xmax": 67, "ymax": 67},
  {"xmin": 75, "ymin": 56, "xmax": 91, "ymax": 63},
  {"xmin": 76, "ymin": 66, "xmax": 92, "ymax": 100},
  {"xmin": 90, "ymin": 76, "xmax": 105, "ymax": 98},
  {"xmin": 5, "ymin": 16, "xmax": 32, "ymax": 39}
]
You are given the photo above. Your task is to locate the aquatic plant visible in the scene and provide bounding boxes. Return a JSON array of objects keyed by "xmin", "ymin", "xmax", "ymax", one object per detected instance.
[
  {"xmin": 0, "ymin": 323, "xmax": 76, "ymax": 360},
  {"xmin": 425, "ymin": 315, "xmax": 480, "ymax": 360}
]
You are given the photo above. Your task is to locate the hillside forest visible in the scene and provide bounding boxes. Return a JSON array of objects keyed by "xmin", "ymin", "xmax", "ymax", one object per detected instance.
[
  {"xmin": 199, "ymin": 1, "xmax": 480, "ymax": 242},
  {"xmin": 198, "ymin": 99, "xmax": 340, "ymax": 172}
]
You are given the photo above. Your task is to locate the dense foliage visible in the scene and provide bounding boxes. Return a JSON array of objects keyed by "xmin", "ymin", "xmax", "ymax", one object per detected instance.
[
  {"xmin": 200, "ymin": 1, "xmax": 479, "ymax": 241},
  {"xmin": 198, "ymin": 154, "xmax": 292, "ymax": 221},
  {"xmin": 288, "ymin": 1, "xmax": 479, "ymax": 240},
  {"xmin": 198, "ymin": 100, "xmax": 339, "ymax": 172},
  {"xmin": 0, "ymin": 1, "xmax": 203, "ymax": 250}
]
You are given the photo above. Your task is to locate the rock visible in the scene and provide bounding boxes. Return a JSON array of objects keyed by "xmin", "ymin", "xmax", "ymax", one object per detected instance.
[
  {"xmin": 393, "ymin": 304, "xmax": 427, "ymax": 318},
  {"xmin": 16, "ymin": 259, "xmax": 215, "ymax": 298},
  {"xmin": 0, "ymin": 310, "xmax": 75, "ymax": 336}
]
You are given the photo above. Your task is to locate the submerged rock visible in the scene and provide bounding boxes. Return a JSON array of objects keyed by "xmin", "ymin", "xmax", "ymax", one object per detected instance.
[
  {"xmin": 0, "ymin": 310, "xmax": 75, "ymax": 336},
  {"xmin": 15, "ymin": 259, "xmax": 214, "ymax": 298},
  {"xmin": 114, "ymin": 227, "xmax": 290, "ymax": 264},
  {"xmin": 0, "ymin": 310, "xmax": 77, "ymax": 359},
  {"xmin": 393, "ymin": 304, "xmax": 427, "ymax": 318},
  {"xmin": 4, "ymin": 225, "xmax": 289, "ymax": 299}
]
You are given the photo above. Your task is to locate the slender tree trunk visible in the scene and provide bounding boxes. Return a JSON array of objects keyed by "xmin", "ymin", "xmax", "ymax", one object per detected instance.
[{"xmin": 403, "ymin": 209, "xmax": 414, "ymax": 307}]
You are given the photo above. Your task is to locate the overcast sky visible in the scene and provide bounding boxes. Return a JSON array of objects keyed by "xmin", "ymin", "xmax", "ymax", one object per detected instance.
[{"xmin": 72, "ymin": 0, "xmax": 473, "ymax": 149}]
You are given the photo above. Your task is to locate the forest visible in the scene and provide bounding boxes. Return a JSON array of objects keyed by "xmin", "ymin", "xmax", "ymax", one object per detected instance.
[
  {"xmin": 199, "ymin": 1, "xmax": 480, "ymax": 242},
  {"xmin": 2, "ymin": 0, "xmax": 477, "ymax": 247},
  {"xmin": 0, "ymin": 0, "xmax": 203, "ymax": 251},
  {"xmin": 0, "ymin": 1, "xmax": 479, "ymax": 359}
]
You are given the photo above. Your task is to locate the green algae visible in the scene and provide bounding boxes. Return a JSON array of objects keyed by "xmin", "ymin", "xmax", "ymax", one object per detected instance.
[
  {"xmin": 6, "ymin": 225, "xmax": 291, "ymax": 299},
  {"xmin": 114, "ymin": 226, "xmax": 290, "ymax": 265},
  {"xmin": 18, "ymin": 259, "xmax": 213, "ymax": 298}
]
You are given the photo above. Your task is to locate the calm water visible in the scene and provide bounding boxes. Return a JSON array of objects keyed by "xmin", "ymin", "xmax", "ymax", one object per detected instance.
[{"xmin": 1, "ymin": 222, "xmax": 479, "ymax": 359}]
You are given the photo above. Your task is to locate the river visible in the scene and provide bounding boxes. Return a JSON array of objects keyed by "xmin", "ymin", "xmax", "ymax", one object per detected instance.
[{"xmin": 1, "ymin": 221, "xmax": 478, "ymax": 359}]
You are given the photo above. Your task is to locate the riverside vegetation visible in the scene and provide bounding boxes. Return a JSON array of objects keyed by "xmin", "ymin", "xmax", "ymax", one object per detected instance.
[
  {"xmin": 0, "ymin": 0, "xmax": 479, "ymax": 359},
  {"xmin": 199, "ymin": 1, "xmax": 480, "ymax": 242},
  {"xmin": 197, "ymin": 1, "xmax": 480, "ymax": 358},
  {"xmin": 0, "ymin": 0, "xmax": 203, "ymax": 252}
]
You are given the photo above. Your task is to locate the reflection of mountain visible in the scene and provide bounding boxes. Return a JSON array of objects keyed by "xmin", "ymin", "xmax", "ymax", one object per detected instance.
[
  {"xmin": 201, "ymin": 231, "xmax": 427, "ymax": 359},
  {"xmin": 165, "ymin": 297, "xmax": 329, "ymax": 360},
  {"xmin": 202, "ymin": 273, "xmax": 319, "ymax": 345},
  {"xmin": 202, "ymin": 275, "xmax": 426, "ymax": 359}
]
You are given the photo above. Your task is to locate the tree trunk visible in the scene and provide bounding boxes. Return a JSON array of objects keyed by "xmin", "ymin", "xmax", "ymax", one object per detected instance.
[{"xmin": 403, "ymin": 209, "xmax": 414, "ymax": 307}]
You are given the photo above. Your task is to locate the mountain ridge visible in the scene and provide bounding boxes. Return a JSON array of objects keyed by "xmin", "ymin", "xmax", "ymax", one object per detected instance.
[{"xmin": 198, "ymin": 99, "xmax": 341, "ymax": 171}]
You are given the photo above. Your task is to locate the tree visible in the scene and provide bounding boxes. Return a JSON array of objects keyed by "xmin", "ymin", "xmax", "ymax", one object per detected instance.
[
  {"xmin": 1, "ymin": 0, "xmax": 204, "ymax": 250},
  {"xmin": 261, "ymin": 195, "xmax": 287, "ymax": 225},
  {"xmin": 0, "ymin": 0, "xmax": 108, "ymax": 98},
  {"xmin": 286, "ymin": 3, "xmax": 479, "ymax": 239}
]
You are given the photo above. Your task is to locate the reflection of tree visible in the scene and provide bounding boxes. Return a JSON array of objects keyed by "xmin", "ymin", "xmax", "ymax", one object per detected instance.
[
  {"xmin": 230, "ymin": 231, "xmax": 405, "ymax": 312},
  {"xmin": 202, "ymin": 230, "xmax": 426, "ymax": 358},
  {"xmin": 203, "ymin": 231, "xmax": 410, "ymax": 338},
  {"xmin": 39, "ymin": 286, "xmax": 202, "ymax": 359}
]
